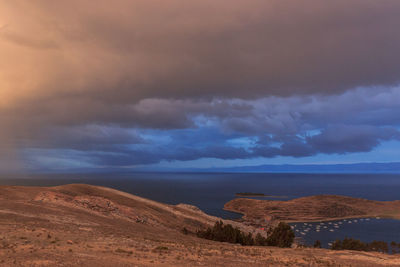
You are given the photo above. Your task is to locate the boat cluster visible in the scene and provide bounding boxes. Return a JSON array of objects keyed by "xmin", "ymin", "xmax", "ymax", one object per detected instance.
[
  {"xmin": 291, "ymin": 222, "xmax": 341, "ymax": 236},
  {"xmin": 290, "ymin": 217, "xmax": 379, "ymax": 237}
]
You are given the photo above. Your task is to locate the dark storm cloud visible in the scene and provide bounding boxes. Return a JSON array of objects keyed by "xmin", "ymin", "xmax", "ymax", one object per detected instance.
[
  {"xmin": 3, "ymin": 0, "xmax": 400, "ymax": 103},
  {"xmin": 81, "ymin": 145, "xmax": 251, "ymax": 167},
  {"xmin": 71, "ymin": 124, "xmax": 400, "ymax": 167},
  {"xmin": 2, "ymin": 1, "xmax": 400, "ymax": 170},
  {"xmin": 7, "ymin": 86, "xmax": 400, "ymax": 168},
  {"xmin": 307, "ymin": 125, "xmax": 400, "ymax": 154},
  {"xmin": 32, "ymin": 125, "xmax": 144, "ymax": 150}
]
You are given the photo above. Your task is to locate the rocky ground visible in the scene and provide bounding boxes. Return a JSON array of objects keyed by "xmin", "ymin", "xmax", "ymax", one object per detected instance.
[{"xmin": 1, "ymin": 184, "xmax": 400, "ymax": 266}]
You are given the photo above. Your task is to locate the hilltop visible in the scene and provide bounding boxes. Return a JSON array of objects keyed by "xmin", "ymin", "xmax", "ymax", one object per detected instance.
[
  {"xmin": 0, "ymin": 184, "xmax": 400, "ymax": 266},
  {"xmin": 224, "ymin": 195, "xmax": 400, "ymax": 223}
]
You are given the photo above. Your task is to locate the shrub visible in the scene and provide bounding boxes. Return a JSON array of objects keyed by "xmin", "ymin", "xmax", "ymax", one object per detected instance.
[
  {"xmin": 196, "ymin": 221, "xmax": 268, "ymax": 246},
  {"xmin": 266, "ymin": 222, "xmax": 295, "ymax": 248},
  {"xmin": 115, "ymin": 248, "xmax": 133, "ymax": 254},
  {"xmin": 390, "ymin": 241, "xmax": 398, "ymax": 254},
  {"xmin": 331, "ymin": 238, "xmax": 389, "ymax": 253},
  {"xmin": 182, "ymin": 227, "xmax": 189, "ymax": 235},
  {"xmin": 255, "ymin": 233, "xmax": 268, "ymax": 246},
  {"xmin": 196, "ymin": 221, "xmax": 294, "ymax": 248},
  {"xmin": 313, "ymin": 240, "xmax": 321, "ymax": 248}
]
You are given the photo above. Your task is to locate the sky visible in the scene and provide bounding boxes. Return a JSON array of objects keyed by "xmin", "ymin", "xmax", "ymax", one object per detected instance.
[{"xmin": 1, "ymin": 0, "xmax": 400, "ymax": 172}]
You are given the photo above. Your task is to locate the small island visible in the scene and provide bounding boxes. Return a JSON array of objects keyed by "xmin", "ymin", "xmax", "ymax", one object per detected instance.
[
  {"xmin": 236, "ymin": 192, "xmax": 268, "ymax": 197},
  {"xmin": 235, "ymin": 192, "xmax": 288, "ymax": 198}
]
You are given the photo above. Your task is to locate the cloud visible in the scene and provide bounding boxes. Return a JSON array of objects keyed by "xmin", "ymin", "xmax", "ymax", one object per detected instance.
[
  {"xmin": 16, "ymin": 87, "xmax": 400, "ymax": 168},
  {"xmin": 307, "ymin": 125, "xmax": 400, "ymax": 154},
  {"xmin": 2, "ymin": 0, "xmax": 400, "ymax": 106},
  {"xmin": 0, "ymin": 29, "xmax": 59, "ymax": 50},
  {"xmin": 1, "ymin": 1, "xmax": 400, "ymax": 170}
]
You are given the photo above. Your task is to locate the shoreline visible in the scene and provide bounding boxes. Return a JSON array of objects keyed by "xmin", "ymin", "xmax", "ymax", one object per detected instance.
[
  {"xmin": 283, "ymin": 215, "xmax": 395, "ymax": 224},
  {"xmin": 223, "ymin": 208, "xmax": 396, "ymax": 224},
  {"xmin": 224, "ymin": 195, "xmax": 400, "ymax": 226},
  {"xmin": 1, "ymin": 183, "xmax": 400, "ymax": 266}
]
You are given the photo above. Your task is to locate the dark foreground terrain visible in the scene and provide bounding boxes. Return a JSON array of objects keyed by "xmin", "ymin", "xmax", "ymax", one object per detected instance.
[{"xmin": 1, "ymin": 184, "xmax": 400, "ymax": 266}]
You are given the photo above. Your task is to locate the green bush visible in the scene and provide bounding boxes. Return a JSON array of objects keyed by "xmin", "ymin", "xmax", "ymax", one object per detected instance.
[
  {"xmin": 196, "ymin": 221, "xmax": 294, "ymax": 248},
  {"xmin": 265, "ymin": 222, "xmax": 295, "ymax": 248},
  {"xmin": 196, "ymin": 220, "xmax": 261, "ymax": 246}
]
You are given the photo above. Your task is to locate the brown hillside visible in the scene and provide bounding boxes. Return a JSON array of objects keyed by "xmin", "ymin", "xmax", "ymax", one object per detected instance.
[{"xmin": 1, "ymin": 184, "xmax": 400, "ymax": 266}]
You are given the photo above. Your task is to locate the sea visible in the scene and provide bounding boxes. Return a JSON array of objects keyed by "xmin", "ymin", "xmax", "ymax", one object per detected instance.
[{"xmin": 1, "ymin": 172, "xmax": 400, "ymax": 248}]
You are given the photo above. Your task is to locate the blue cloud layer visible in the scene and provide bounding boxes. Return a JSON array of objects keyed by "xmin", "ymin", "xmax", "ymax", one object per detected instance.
[{"xmin": 20, "ymin": 86, "xmax": 400, "ymax": 170}]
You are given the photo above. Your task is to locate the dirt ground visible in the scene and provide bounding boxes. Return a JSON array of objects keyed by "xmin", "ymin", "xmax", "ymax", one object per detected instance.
[{"xmin": 1, "ymin": 184, "xmax": 400, "ymax": 266}]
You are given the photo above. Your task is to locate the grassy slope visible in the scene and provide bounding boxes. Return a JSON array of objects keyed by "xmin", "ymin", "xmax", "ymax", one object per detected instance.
[{"xmin": 0, "ymin": 184, "xmax": 399, "ymax": 266}]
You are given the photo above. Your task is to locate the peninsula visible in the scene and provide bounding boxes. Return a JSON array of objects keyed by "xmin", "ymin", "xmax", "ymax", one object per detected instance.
[{"xmin": 224, "ymin": 195, "xmax": 400, "ymax": 224}]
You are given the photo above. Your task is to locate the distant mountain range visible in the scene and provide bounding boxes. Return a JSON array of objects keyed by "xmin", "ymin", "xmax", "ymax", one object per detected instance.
[
  {"xmin": 179, "ymin": 162, "xmax": 400, "ymax": 173},
  {"xmin": 17, "ymin": 162, "xmax": 400, "ymax": 174}
]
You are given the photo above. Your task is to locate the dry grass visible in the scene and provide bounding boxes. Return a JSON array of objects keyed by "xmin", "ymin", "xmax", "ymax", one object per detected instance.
[{"xmin": 0, "ymin": 184, "xmax": 399, "ymax": 266}]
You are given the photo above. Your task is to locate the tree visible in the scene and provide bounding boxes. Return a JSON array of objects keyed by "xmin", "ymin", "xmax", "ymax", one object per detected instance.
[
  {"xmin": 313, "ymin": 240, "xmax": 321, "ymax": 248},
  {"xmin": 331, "ymin": 240, "xmax": 342, "ymax": 250},
  {"xmin": 255, "ymin": 233, "xmax": 268, "ymax": 246},
  {"xmin": 390, "ymin": 241, "xmax": 397, "ymax": 254},
  {"xmin": 266, "ymin": 222, "xmax": 295, "ymax": 248}
]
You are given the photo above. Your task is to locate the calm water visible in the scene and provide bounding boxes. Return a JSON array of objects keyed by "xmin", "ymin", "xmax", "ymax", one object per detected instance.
[
  {"xmin": 1, "ymin": 172, "xmax": 400, "ymax": 245},
  {"xmin": 290, "ymin": 218, "xmax": 400, "ymax": 249}
]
